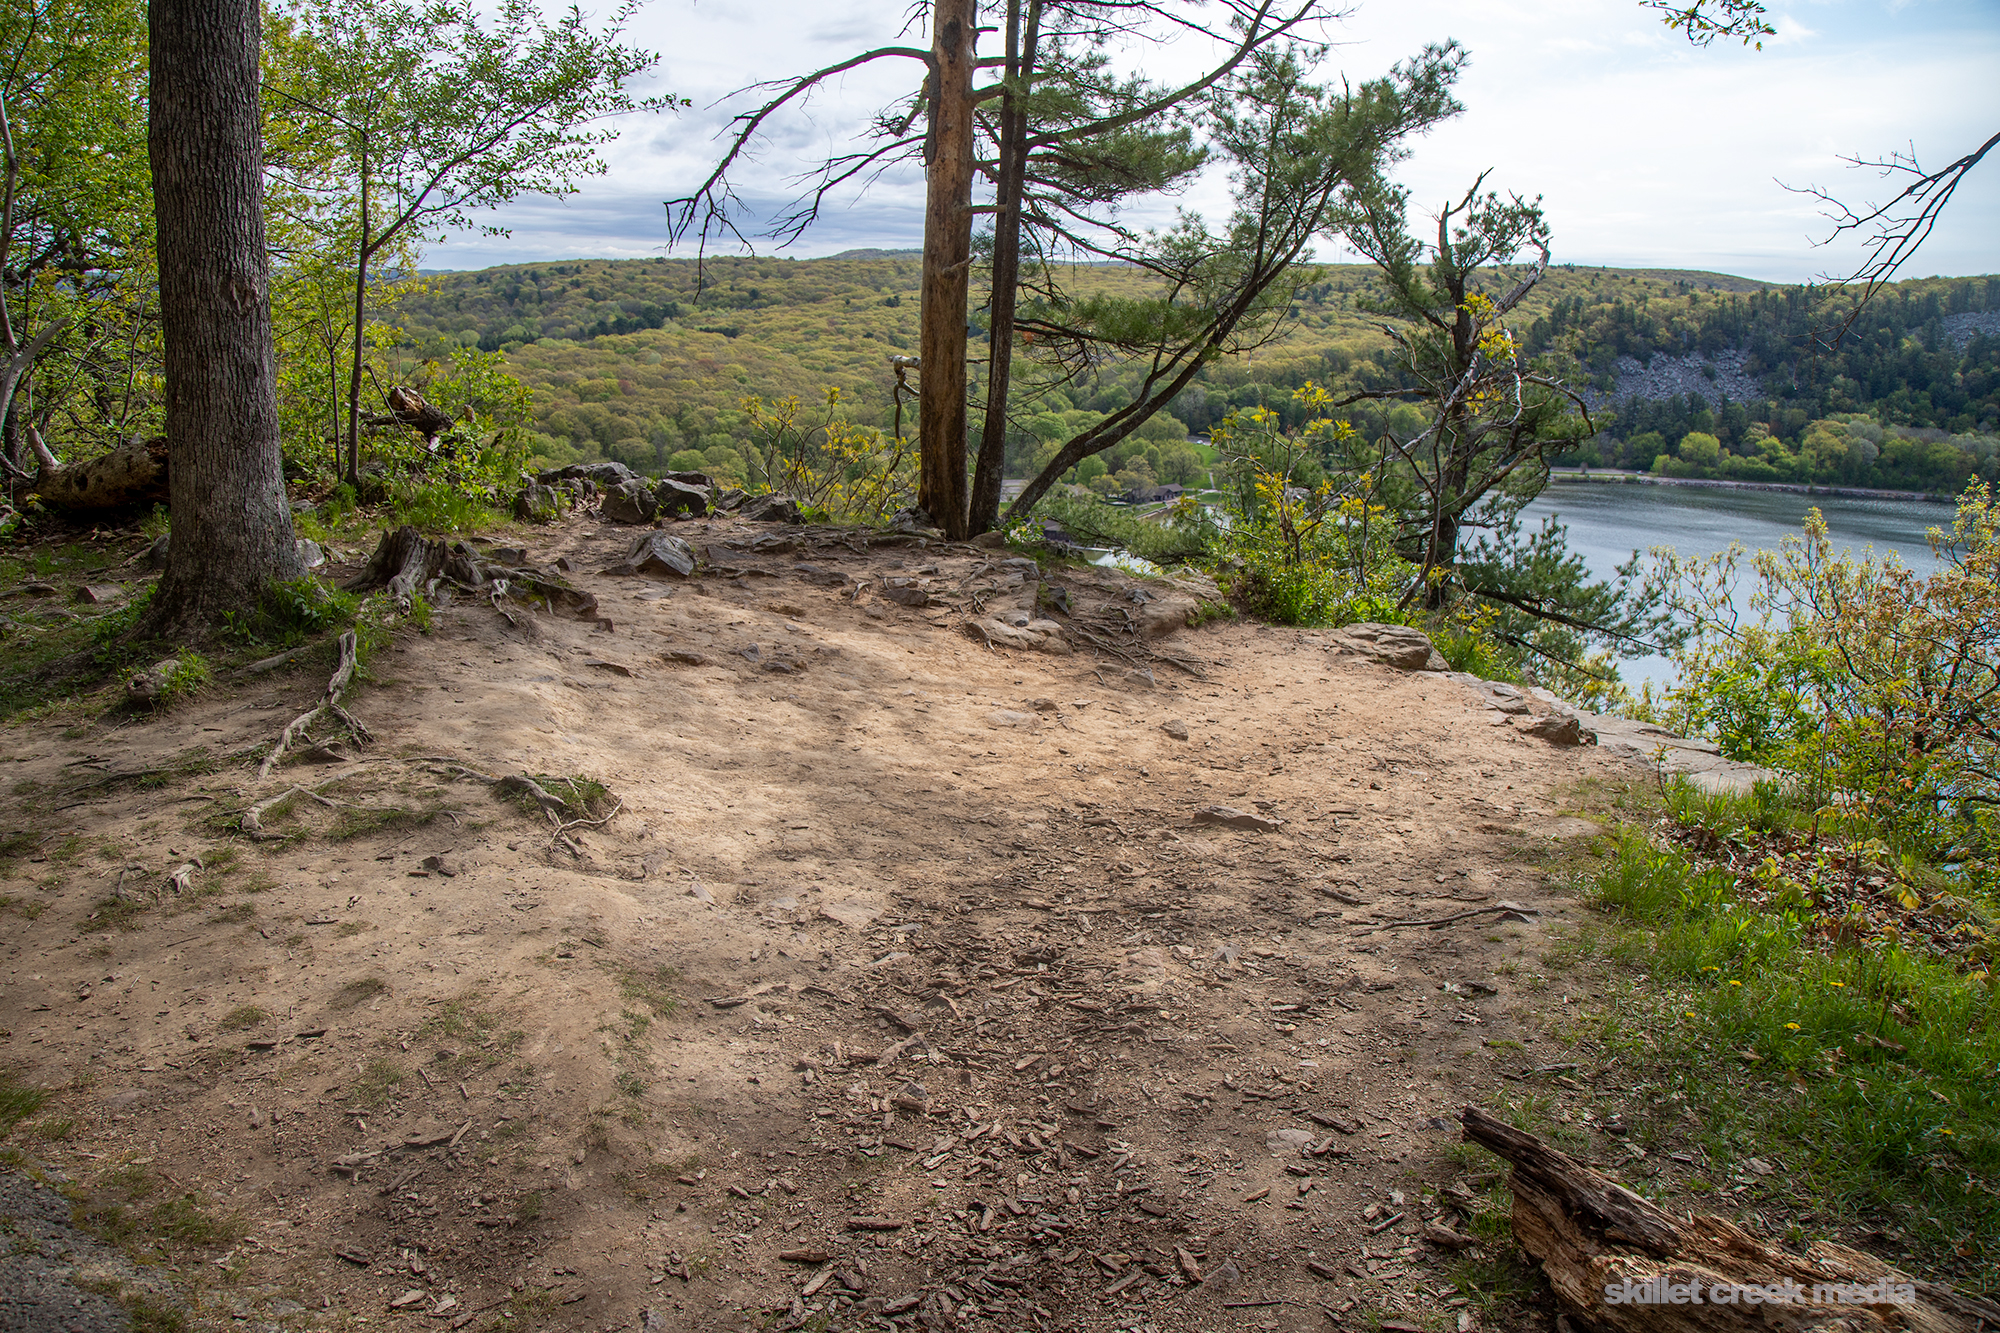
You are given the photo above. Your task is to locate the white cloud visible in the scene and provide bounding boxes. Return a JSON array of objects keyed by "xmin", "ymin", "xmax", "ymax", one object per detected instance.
[{"xmin": 425, "ymin": 0, "xmax": 2000, "ymax": 281}]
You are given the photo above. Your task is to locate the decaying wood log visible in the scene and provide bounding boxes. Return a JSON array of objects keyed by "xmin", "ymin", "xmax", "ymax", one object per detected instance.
[
  {"xmin": 386, "ymin": 386, "xmax": 455, "ymax": 438},
  {"xmin": 1459, "ymin": 1106, "xmax": 1998, "ymax": 1333},
  {"xmin": 33, "ymin": 436, "xmax": 170, "ymax": 512}
]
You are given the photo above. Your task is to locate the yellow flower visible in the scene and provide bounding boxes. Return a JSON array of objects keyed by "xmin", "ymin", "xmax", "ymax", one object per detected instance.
[
  {"xmin": 1941, "ymin": 1127, "xmax": 1956, "ymax": 1136},
  {"xmin": 1685, "ymin": 1011, "xmax": 1697, "ymax": 1019},
  {"xmin": 1828, "ymin": 981, "xmax": 1845, "ymax": 987},
  {"xmin": 1728, "ymin": 980, "xmax": 1742, "ymax": 987},
  {"xmin": 1785, "ymin": 1022, "xmax": 1801, "ymax": 1030}
]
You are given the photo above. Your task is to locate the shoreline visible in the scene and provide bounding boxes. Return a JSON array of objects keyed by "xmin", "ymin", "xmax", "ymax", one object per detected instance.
[{"xmin": 1546, "ymin": 469, "xmax": 1954, "ymax": 503}]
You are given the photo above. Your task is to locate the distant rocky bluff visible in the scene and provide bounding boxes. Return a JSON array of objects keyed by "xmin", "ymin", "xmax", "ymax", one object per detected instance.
[{"xmin": 1586, "ymin": 310, "xmax": 2000, "ymax": 410}]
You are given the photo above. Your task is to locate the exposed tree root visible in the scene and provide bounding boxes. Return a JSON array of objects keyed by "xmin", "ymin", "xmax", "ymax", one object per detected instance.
[
  {"xmin": 257, "ymin": 630, "xmax": 369, "ymax": 781},
  {"xmin": 240, "ymin": 783, "xmax": 351, "ymax": 840},
  {"xmin": 346, "ymin": 525, "xmax": 599, "ymax": 622},
  {"xmin": 416, "ymin": 758, "xmax": 620, "ymax": 853}
]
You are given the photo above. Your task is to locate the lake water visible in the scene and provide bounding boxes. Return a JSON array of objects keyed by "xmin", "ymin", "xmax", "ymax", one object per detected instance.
[{"xmin": 1517, "ymin": 481, "xmax": 1961, "ymax": 688}]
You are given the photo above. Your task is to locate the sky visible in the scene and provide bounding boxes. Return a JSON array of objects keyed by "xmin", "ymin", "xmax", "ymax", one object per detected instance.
[{"xmin": 425, "ymin": 0, "xmax": 2000, "ymax": 283}]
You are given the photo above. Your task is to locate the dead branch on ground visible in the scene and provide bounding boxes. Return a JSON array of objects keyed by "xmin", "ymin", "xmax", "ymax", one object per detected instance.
[{"xmin": 1458, "ymin": 1106, "xmax": 2000, "ymax": 1333}]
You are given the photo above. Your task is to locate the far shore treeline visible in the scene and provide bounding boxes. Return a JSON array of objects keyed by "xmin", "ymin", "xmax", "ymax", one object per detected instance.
[{"xmin": 387, "ymin": 257, "xmax": 1999, "ymax": 496}]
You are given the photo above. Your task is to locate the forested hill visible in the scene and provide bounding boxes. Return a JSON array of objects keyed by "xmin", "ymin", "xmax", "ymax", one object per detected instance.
[{"xmin": 388, "ymin": 255, "xmax": 1998, "ymax": 493}]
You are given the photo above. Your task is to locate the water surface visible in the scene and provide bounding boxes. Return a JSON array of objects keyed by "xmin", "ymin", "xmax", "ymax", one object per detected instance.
[{"xmin": 1517, "ymin": 482, "xmax": 1961, "ymax": 687}]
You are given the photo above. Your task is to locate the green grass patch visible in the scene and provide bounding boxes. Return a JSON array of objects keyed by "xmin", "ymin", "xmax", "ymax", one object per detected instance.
[
  {"xmin": 74, "ymin": 1160, "xmax": 244, "ymax": 1260},
  {"xmin": 222, "ymin": 576, "xmax": 360, "ymax": 651},
  {"xmin": 0, "ymin": 893, "xmax": 48, "ymax": 920},
  {"xmin": 352, "ymin": 1056, "xmax": 407, "ymax": 1108},
  {"xmin": 31, "ymin": 1115, "xmax": 77, "ymax": 1142},
  {"xmin": 614, "ymin": 964, "xmax": 681, "ymax": 1017},
  {"xmin": 387, "ymin": 481, "xmax": 509, "ymax": 534},
  {"xmin": 514, "ymin": 775, "xmax": 612, "ymax": 822},
  {"xmin": 218, "ymin": 1005, "xmax": 267, "ymax": 1031},
  {"xmin": 0, "ymin": 1069, "xmax": 52, "ymax": 1137},
  {"xmin": 80, "ymin": 896, "xmax": 151, "ymax": 933},
  {"xmin": 327, "ymin": 802, "xmax": 442, "ymax": 841},
  {"xmin": 1577, "ymin": 820, "xmax": 1998, "ymax": 1279}
]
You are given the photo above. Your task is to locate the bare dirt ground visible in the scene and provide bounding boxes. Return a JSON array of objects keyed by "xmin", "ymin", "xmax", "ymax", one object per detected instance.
[{"xmin": 1, "ymin": 510, "xmax": 1659, "ymax": 1333}]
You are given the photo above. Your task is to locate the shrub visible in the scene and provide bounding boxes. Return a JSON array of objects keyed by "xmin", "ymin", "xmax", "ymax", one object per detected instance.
[
  {"xmin": 224, "ymin": 577, "xmax": 360, "ymax": 648},
  {"xmin": 1656, "ymin": 483, "xmax": 2000, "ymax": 886},
  {"xmin": 739, "ymin": 387, "xmax": 914, "ymax": 522}
]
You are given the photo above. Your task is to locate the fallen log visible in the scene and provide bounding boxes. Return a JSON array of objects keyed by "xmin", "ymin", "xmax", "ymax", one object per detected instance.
[
  {"xmin": 1459, "ymin": 1106, "xmax": 1998, "ymax": 1333},
  {"xmin": 32, "ymin": 436, "xmax": 169, "ymax": 512}
]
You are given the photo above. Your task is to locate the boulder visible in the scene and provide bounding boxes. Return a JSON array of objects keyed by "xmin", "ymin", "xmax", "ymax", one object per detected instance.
[
  {"xmin": 1469, "ymin": 679, "xmax": 1532, "ymax": 714},
  {"xmin": 740, "ymin": 493, "xmax": 803, "ymax": 523},
  {"xmin": 963, "ymin": 617, "xmax": 1072, "ymax": 655},
  {"xmin": 616, "ymin": 533, "xmax": 696, "ymax": 577},
  {"xmin": 538, "ymin": 461, "xmax": 636, "ymax": 488},
  {"xmin": 512, "ymin": 480, "xmax": 568, "ymax": 524},
  {"xmin": 1134, "ymin": 590, "xmax": 1199, "ymax": 639},
  {"xmin": 600, "ymin": 479, "xmax": 658, "ymax": 524},
  {"xmin": 880, "ymin": 580, "xmax": 929, "ymax": 607},
  {"xmin": 1159, "ymin": 569, "xmax": 1224, "ymax": 603},
  {"xmin": 890, "ymin": 504, "xmax": 937, "ymax": 534},
  {"xmin": 1523, "ymin": 712, "xmax": 1588, "ymax": 747},
  {"xmin": 1327, "ymin": 621, "xmax": 1448, "ymax": 671},
  {"xmin": 664, "ymin": 469, "xmax": 713, "ymax": 489},
  {"xmin": 653, "ymin": 477, "xmax": 709, "ymax": 518}
]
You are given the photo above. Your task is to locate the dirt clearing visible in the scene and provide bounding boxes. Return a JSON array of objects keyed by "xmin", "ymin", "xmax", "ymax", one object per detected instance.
[{"xmin": 3, "ymin": 511, "xmax": 1667, "ymax": 1333}]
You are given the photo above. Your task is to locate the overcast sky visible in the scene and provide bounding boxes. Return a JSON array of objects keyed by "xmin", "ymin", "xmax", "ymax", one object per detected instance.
[{"xmin": 425, "ymin": 0, "xmax": 2000, "ymax": 283}]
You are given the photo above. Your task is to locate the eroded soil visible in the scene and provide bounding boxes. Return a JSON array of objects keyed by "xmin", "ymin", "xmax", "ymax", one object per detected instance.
[{"xmin": 1, "ymin": 512, "xmax": 1654, "ymax": 1333}]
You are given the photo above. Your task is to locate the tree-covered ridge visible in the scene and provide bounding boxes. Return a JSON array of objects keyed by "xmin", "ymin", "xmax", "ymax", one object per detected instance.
[
  {"xmin": 385, "ymin": 255, "xmax": 1997, "ymax": 492},
  {"xmin": 1541, "ymin": 275, "xmax": 2000, "ymax": 488}
]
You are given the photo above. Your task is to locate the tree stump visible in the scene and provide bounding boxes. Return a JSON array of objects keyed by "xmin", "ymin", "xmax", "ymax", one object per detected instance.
[{"xmin": 1459, "ymin": 1106, "xmax": 1997, "ymax": 1333}]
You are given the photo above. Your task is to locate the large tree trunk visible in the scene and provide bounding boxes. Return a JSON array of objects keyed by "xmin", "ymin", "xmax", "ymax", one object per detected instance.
[
  {"xmin": 1459, "ymin": 1107, "xmax": 1999, "ymax": 1333},
  {"xmin": 917, "ymin": 0, "xmax": 976, "ymax": 541},
  {"xmin": 34, "ymin": 436, "xmax": 169, "ymax": 511},
  {"xmin": 143, "ymin": 0, "xmax": 303, "ymax": 639},
  {"xmin": 968, "ymin": 0, "xmax": 1040, "ymax": 537}
]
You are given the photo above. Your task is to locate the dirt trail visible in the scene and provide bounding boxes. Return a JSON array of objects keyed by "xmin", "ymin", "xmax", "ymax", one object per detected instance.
[{"xmin": 0, "ymin": 512, "xmax": 1645, "ymax": 1333}]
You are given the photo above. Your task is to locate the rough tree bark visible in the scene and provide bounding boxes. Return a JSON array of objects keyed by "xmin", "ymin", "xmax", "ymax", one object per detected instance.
[
  {"xmin": 968, "ymin": 0, "xmax": 1040, "ymax": 537},
  {"xmin": 1460, "ymin": 1107, "xmax": 2000, "ymax": 1333},
  {"xmin": 143, "ymin": 0, "xmax": 304, "ymax": 638},
  {"xmin": 916, "ymin": 0, "xmax": 976, "ymax": 540}
]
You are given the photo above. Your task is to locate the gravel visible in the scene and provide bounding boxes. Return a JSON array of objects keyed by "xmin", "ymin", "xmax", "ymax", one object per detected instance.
[{"xmin": 0, "ymin": 1166, "xmax": 159, "ymax": 1333}]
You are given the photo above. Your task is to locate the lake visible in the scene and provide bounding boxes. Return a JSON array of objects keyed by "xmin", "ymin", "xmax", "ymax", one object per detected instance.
[{"xmin": 1517, "ymin": 481, "xmax": 1962, "ymax": 688}]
